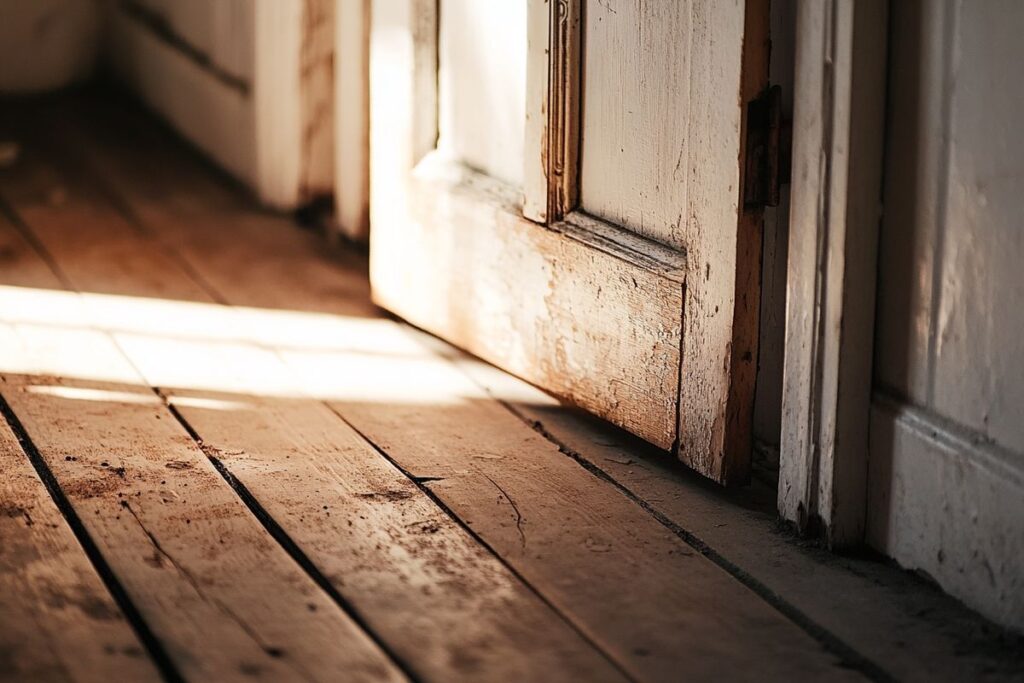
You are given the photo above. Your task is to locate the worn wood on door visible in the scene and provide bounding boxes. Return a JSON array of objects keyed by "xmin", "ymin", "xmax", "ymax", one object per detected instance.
[{"xmin": 370, "ymin": 0, "xmax": 769, "ymax": 482}]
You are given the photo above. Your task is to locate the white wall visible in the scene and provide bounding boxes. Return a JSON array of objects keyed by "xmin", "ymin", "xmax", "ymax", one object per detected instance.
[
  {"xmin": 102, "ymin": 0, "xmax": 257, "ymax": 188},
  {"xmin": 102, "ymin": 0, "xmax": 336, "ymax": 210},
  {"xmin": 869, "ymin": 0, "xmax": 1024, "ymax": 631},
  {"xmin": 0, "ymin": 0, "xmax": 100, "ymax": 94}
]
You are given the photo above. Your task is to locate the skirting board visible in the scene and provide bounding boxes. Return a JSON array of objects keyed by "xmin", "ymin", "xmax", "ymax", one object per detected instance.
[
  {"xmin": 104, "ymin": 7, "xmax": 256, "ymax": 188},
  {"xmin": 867, "ymin": 394, "xmax": 1024, "ymax": 632}
]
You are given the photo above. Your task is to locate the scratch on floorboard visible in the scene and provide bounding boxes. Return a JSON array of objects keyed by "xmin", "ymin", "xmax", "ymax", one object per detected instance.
[
  {"xmin": 466, "ymin": 405, "xmax": 894, "ymax": 683},
  {"xmin": 158, "ymin": 398, "xmax": 422, "ymax": 682},
  {"xmin": 320, "ymin": 403, "xmax": 638, "ymax": 682},
  {"xmin": 0, "ymin": 394, "xmax": 184, "ymax": 682},
  {"xmin": 117, "ymin": 499, "xmax": 308, "ymax": 677},
  {"xmin": 480, "ymin": 472, "xmax": 527, "ymax": 552}
]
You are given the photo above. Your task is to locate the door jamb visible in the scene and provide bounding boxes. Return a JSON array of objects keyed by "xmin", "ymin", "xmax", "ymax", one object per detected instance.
[{"xmin": 778, "ymin": 0, "xmax": 889, "ymax": 546}]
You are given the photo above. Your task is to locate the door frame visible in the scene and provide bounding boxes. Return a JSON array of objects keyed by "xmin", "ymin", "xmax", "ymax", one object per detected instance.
[{"xmin": 778, "ymin": 0, "xmax": 888, "ymax": 546}]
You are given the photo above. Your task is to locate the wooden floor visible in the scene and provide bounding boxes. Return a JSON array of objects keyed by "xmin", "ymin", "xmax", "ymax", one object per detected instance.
[{"xmin": 0, "ymin": 92, "xmax": 1021, "ymax": 683}]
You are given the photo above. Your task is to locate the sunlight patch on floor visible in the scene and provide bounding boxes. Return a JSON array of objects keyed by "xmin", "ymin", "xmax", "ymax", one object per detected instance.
[
  {"xmin": 22, "ymin": 385, "xmax": 162, "ymax": 405},
  {"xmin": 0, "ymin": 284, "xmax": 470, "ymax": 406}
]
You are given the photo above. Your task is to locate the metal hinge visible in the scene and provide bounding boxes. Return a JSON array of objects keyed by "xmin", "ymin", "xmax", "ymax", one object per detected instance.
[{"xmin": 743, "ymin": 85, "xmax": 790, "ymax": 208}]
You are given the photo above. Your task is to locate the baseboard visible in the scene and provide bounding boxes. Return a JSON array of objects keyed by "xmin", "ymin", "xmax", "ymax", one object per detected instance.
[
  {"xmin": 104, "ymin": 7, "xmax": 256, "ymax": 189},
  {"xmin": 867, "ymin": 394, "xmax": 1024, "ymax": 632}
]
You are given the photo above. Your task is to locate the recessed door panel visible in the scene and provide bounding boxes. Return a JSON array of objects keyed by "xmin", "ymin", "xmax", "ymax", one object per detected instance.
[
  {"xmin": 580, "ymin": 1, "xmax": 694, "ymax": 250},
  {"xmin": 438, "ymin": 0, "xmax": 527, "ymax": 187}
]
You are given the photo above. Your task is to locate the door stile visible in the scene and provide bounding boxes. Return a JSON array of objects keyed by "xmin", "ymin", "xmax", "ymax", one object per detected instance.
[{"xmin": 670, "ymin": 0, "xmax": 770, "ymax": 484}]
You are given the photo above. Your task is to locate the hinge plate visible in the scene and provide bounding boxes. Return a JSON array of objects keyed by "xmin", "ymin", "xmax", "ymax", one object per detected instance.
[{"xmin": 744, "ymin": 84, "xmax": 784, "ymax": 209}]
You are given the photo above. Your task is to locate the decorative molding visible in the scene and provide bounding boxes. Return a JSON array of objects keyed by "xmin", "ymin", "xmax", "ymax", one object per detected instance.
[{"xmin": 546, "ymin": 0, "xmax": 581, "ymax": 220}]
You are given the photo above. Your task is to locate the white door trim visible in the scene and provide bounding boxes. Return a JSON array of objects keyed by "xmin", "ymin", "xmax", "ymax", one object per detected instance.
[{"xmin": 779, "ymin": 0, "xmax": 888, "ymax": 546}]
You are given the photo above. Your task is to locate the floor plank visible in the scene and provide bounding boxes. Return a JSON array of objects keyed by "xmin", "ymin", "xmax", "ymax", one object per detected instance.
[
  {"xmin": 0, "ymin": 332, "xmax": 403, "ymax": 682},
  {"xmin": 165, "ymin": 385, "xmax": 628, "ymax": 682},
  {"xmin": 0, "ymin": 132, "xmax": 406, "ymax": 683},
  {"xmin": 0, "ymin": 409, "xmax": 161, "ymax": 683},
  {"xmin": 3, "ymin": 100, "xmax": 629, "ymax": 682},
  {"xmin": 56, "ymin": 92, "xmax": 865, "ymax": 682},
  {"xmin": 45, "ymin": 92, "xmax": 376, "ymax": 319},
  {"xmin": 452, "ymin": 352, "xmax": 1024, "ymax": 683},
  {"xmin": 316, "ymin": 356, "xmax": 861, "ymax": 682},
  {"xmin": 0, "ymin": 210, "xmax": 64, "ymax": 291},
  {"xmin": 0, "ymin": 114, "xmax": 215, "ymax": 304}
]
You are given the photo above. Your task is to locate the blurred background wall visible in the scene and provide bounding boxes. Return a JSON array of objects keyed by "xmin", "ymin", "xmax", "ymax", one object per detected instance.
[{"xmin": 0, "ymin": 0, "xmax": 101, "ymax": 93}]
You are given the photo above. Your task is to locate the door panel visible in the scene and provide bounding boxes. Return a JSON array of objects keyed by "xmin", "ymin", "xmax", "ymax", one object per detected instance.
[
  {"xmin": 370, "ymin": 0, "xmax": 768, "ymax": 483},
  {"xmin": 439, "ymin": 0, "xmax": 527, "ymax": 186},
  {"xmin": 580, "ymin": 0, "xmax": 693, "ymax": 249}
]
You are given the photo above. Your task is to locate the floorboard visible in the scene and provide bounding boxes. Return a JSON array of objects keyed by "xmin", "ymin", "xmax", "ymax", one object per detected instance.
[
  {"xmin": 446, "ymin": 296, "xmax": 1024, "ymax": 683},
  {"xmin": 0, "ymin": 125, "xmax": 407, "ymax": 683},
  {"xmin": 167, "ymin": 389, "xmax": 628, "ymax": 682},
  {"xmin": 49, "ymin": 93, "xmax": 862, "ymax": 682},
  {"xmin": 2, "ymin": 372, "xmax": 403, "ymax": 683},
  {"xmin": 0, "ymin": 410, "xmax": 161, "ymax": 683},
  {"xmin": 0, "ymin": 91, "xmax": 1019, "ymax": 683},
  {"xmin": 3, "ymin": 100, "xmax": 628, "ymax": 682}
]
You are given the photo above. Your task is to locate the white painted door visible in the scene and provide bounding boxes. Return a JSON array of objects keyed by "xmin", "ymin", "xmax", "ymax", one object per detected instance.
[{"xmin": 370, "ymin": 0, "xmax": 770, "ymax": 484}]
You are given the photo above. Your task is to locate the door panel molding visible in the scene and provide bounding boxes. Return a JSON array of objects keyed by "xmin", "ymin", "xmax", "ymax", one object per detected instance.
[{"xmin": 523, "ymin": 0, "xmax": 580, "ymax": 223}]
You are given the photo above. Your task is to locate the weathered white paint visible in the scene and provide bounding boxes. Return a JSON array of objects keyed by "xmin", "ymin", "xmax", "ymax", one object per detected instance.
[
  {"xmin": 522, "ymin": 0, "xmax": 558, "ymax": 224},
  {"xmin": 577, "ymin": 0, "xmax": 768, "ymax": 481},
  {"xmin": 870, "ymin": 0, "xmax": 1024, "ymax": 632},
  {"xmin": 922, "ymin": 4, "xmax": 1024, "ymax": 450},
  {"xmin": 374, "ymin": 155, "xmax": 686, "ymax": 450},
  {"xmin": 778, "ymin": 0, "xmax": 888, "ymax": 545},
  {"xmin": 868, "ymin": 398, "xmax": 1024, "ymax": 631},
  {"xmin": 252, "ymin": 0, "xmax": 303, "ymax": 205},
  {"xmin": 254, "ymin": 0, "xmax": 335, "ymax": 208},
  {"xmin": 438, "ymin": 0, "xmax": 528, "ymax": 188},
  {"xmin": 0, "ymin": 0, "xmax": 100, "ymax": 93},
  {"xmin": 528, "ymin": 0, "xmax": 581, "ymax": 224},
  {"xmin": 370, "ymin": 0, "xmax": 691, "ymax": 456},
  {"xmin": 580, "ymin": 0, "xmax": 698, "ymax": 251},
  {"xmin": 371, "ymin": 0, "xmax": 769, "ymax": 483}
]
